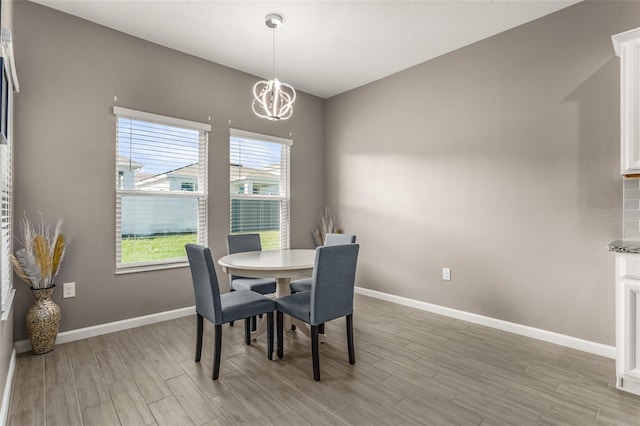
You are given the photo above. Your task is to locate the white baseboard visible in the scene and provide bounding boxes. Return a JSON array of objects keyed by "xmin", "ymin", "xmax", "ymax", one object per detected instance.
[
  {"xmin": 14, "ymin": 306, "xmax": 195, "ymax": 354},
  {"xmin": 0, "ymin": 348, "xmax": 16, "ymax": 426},
  {"xmin": 355, "ymin": 287, "xmax": 616, "ymax": 359}
]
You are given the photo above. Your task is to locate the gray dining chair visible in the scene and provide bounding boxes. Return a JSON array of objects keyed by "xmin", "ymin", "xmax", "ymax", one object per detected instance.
[
  {"xmin": 290, "ymin": 233, "xmax": 357, "ymax": 294},
  {"xmin": 227, "ymin": 234, "xmax": 277, "ymax": 294},
  {"xmin": 227, "ymin": 233, "xmax": 277, "ymax": 329},
  {"xmin": 185, "ymin": 244, "xmax": 275, "ymax": 380},
  {"xmin": 276, "ymin": 243, "xmax": 360, "ymax": 381}
]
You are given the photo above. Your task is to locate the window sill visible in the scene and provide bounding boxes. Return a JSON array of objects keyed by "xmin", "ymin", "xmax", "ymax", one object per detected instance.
[
  {"xmin": 1, "ymin": 288, "xmax": 15, "ymax": 322},
  {"xmin": 116, "ymin": 261, "xmax": 189, "ymax": 275}
]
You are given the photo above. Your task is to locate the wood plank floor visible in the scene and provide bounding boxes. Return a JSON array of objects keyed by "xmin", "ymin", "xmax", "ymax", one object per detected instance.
[{"xmin": 8, "ymin": 294, "xmax": 640, "ymax": 425}]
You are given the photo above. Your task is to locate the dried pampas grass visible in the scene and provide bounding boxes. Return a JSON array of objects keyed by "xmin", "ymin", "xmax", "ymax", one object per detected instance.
[
  {"xmin": 11, "ymin": 214, "xmax": 67, "ymax": 289},
  {"xmin": 311, "ymin": 207, "xmax": 341, "ymax": 247}
]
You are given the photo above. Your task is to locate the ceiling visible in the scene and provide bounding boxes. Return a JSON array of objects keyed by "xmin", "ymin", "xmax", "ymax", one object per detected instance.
[{"xmin": 30, "ymin": 0, "xmax": 579, "ymax": 99}]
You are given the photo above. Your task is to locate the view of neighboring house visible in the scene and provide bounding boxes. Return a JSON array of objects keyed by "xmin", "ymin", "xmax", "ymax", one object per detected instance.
[
  {"xmin": 230, "ymin": 163, "xmax": 280, "ymax": 195},
  {"xmin": 116, "ymin": 157, "xmax": 282, "ymax": 236}
]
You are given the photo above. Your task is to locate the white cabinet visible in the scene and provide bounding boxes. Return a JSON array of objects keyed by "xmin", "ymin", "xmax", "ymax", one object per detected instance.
[
  {"xmin": 615, "ymin": 253, "xmax": 640, "ymax": 396},
  {"xmin": 612, "ymin": 28, "xmax": 640, "ymax": 175}
]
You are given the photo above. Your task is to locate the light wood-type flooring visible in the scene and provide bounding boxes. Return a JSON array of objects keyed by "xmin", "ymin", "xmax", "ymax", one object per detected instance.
[{"xmin": 7, "ymin": 294, "xmax": 640, "ymax": 425}]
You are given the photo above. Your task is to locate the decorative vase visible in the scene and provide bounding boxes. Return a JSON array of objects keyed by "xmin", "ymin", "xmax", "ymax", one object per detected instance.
[{"xmin": 26, "ymin": 286, "xmax": 61, "ymax": 355}]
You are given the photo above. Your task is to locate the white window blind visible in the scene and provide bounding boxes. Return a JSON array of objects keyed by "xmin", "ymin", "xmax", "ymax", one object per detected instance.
[
  {"xmin": 114, "ymin": 107, "xmax": 210, "ymax": 273},
  {"xmin": 0, "ymin": 46, "xmax": 16, "ymax": 318},
  {"xmin": 0, "ymin": 120, "xmax": 12, "ymax": 316},
  {"xmin": 230, "ymin": 129, "xmax": 291, "ymax": 250}
]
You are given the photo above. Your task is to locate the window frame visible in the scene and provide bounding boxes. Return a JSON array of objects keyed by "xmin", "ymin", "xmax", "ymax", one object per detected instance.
[
  {"xmin": 114, "ymin": 106, "xmax": 210, "ymax": 274},
  {"xmin": 229, "ymin": 128, "xmax": 291, "ymax": 250}
]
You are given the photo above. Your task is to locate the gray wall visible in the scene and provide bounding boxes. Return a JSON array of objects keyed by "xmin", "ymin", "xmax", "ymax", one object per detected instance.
[
  {"xmin": 326, "ymin": 1, "xmax": 637, "ymax": 346},
  {"xmin": 12, "ymin": 1, "xmax": 325, "ymax": 341}
]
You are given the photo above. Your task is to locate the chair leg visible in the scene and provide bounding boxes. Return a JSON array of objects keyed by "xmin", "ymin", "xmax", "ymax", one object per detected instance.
[
  {"xmin": 311, "ymin": 325, "xmax": 321, "ymax": 381},
  {"xmin": 212, "ymin": 324, "xmax": 222, "ymax": 380},
  {"xmin": 251, "ymin": 315, "xmax": 257, "ymax": 332},
  {"xmin": 229, "ymin": 289, "xmax": 235, "ymax": 327},
  {"xmin": 244, "ymin": 318, "xmax": 251, "ymax": 345},
  {"xmin": 346, "ymin": 314, "xmax": 355, "ymax": 365},
  {"xmin": 267, "ymin": 312, "xmax": 274, "ymax": 361},
  {"xmin": 277, "ymin": 311, "xmax": 284, "ymax": 359},
  {"xmin": 195, "ymin": 314, "xmax": 203, "ymax": 362},
  {"xmin": 319, "ymin": 323, "xmax": 325, "ymax": 334}
]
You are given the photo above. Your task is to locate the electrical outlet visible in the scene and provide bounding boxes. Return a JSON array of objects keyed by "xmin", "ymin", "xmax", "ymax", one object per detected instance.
[
  {"xmin": 442, "ymin": 268, "xmax": 451, "ymax": 281},
  {"xmin": 62, "ymin": 282, "xmax": 75, "ymax": 298}
]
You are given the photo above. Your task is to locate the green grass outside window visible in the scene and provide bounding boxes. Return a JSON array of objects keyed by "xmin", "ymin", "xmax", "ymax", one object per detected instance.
[{"xmin": 121, "ymin": 230, "xmax": 281, "ymax": 264}]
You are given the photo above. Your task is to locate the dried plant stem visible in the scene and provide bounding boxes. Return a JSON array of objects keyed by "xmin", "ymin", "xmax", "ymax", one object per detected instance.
[{"xmin": 310, "ymin": 206, "xmax": 340, "ymax": 247}]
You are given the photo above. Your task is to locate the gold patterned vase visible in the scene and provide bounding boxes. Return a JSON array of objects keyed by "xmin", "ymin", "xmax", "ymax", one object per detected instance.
[{"xmin": 26, "ymin": 286, "xmax": 61, "ymax": 354}]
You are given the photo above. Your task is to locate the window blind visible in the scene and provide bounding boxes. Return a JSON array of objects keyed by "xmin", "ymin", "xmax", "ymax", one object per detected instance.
[
  {"xmin": 0, "ymin": 130, "xmax": 12, "ymax": 314},
  {"xmin": 0, "ymin": 53, "xmax": 14, "ymax": 316},
  {"xmin": 229, "ymin": 129, "xmax": 291, "ymax": 250},
  {"xmin": 114, "ymin": 107, "xmax": 209, "ymax": 273}
]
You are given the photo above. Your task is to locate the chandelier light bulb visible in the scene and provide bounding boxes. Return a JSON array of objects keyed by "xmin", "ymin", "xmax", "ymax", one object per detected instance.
[
  {"xmin": 252, "ymin": 79, "xmax": 296, "ymax": 121},
  {"xmin": 252, "ymin": 14, "xmax": 296, "ymax": 121}
]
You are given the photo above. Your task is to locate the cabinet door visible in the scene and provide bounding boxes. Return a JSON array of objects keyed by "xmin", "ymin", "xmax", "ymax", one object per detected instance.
[
  {"xmin": 624, "ymin": 282, "xmax": 640, "ymax": 379},
  {"xmin": 625, "ymin": 286, "xmax": 640, "ymax": 379},
  {"xmin": 613, "ymin": 28, "xmax": 640, "ymax": 175}
]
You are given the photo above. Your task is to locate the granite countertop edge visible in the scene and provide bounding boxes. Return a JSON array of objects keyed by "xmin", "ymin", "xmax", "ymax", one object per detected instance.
[{"xmin": 608, "ymin": 240, "xmax": 640, "ymax": 253}]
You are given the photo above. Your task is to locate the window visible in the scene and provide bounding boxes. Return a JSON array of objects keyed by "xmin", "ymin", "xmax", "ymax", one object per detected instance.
[
  {"xmin": 0, "ymin": 41, "xmax": 17, "ymax": 319},
  {"xmin": 114, "ymin": 107, "xmax": 210, "ymax": 273},
  {"xmin": 230, "ymin": 129, "xmax": 291, "ymax": 250}
]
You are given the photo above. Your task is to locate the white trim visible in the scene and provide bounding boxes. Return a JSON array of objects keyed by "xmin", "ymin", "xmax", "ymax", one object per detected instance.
[
  {"xmin": 0, "ymin": 348, "xmax": 15, "ymax": 425},
  {"xmin": 113, "ymin": 106, "xmax": 211, "ymax": 132},
  {"xmin": 14, "ymin": 306, "xmax": 195, "ymax": 354},
  {"xmin": 355, "ymin": 286, "xmax": 616, "ymax": 359},
  {"xmin": 1, "ymin": 29, "xmax": 19, "ymax": 92},
  {"xmin": 1, "ymin": 288, "xmax": 14, "ymax": 322},
  {"xmin": 612, "ymin": 27, "xmax": 640, "ymax": 57},
  {"xmin": 115, "ymin": 261, "xmax": 189, "ymax": 275},
  {"xmin": 230, "ymin": 128, "xmax": 293, "ymax": 146}
]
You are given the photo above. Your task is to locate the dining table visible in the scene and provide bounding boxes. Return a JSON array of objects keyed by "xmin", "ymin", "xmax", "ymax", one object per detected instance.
[{"xmin": 217, "ymin": 248, "xmax": 319, "ymax": 342}]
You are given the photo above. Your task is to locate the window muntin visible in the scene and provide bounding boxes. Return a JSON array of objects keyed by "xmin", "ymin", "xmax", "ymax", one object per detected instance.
[
  {"xmin": 114, "ymin": 107, "xmax": 209, "ymax": 272},
  {"xmin": 229, "ymin": 129, "xmax": 291, "ymax": 250}
]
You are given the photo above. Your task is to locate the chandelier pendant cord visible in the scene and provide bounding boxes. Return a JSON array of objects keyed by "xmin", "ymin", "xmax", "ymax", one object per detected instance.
[{"xmin": 272, "ymin": 27, "xmax": 276, "ymax": 79}]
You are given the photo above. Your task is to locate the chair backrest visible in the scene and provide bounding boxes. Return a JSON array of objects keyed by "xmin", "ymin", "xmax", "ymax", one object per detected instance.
[
  {"xmin": 324, "ymin": 233, "xmax": 356, "ymax": 246},
  {"xmin": 227, "ymin": 233, "xmax": 262, "ymax": 254},
  {"xmin": 185, "ymin": 244, "xmax": 223, "ymax": 324},
  {"xmin": 310, "ymin": 243, "xmax": 360, "ymax": 325},
  {"xmin": 227, "ymin": 233, "xmax": 262, "ymax": 282}
]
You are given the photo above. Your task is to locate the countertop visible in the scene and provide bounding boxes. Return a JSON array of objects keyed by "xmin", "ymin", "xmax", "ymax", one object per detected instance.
[{"xmin": 608, "ymin": 240, "xmax": 640, "ymax": 254}]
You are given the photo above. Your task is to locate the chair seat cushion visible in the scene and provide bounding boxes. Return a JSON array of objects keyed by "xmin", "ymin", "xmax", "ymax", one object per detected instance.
[
  {"xmin": 220, "ymin": 290, "xmax": 275, "ymax": 324},
  {"xmin": 275, "ymin": 292, "xmax": 311, "ymax": 324},
  {"xmin": 290, "ymin": 278, "xmax": 311, "ymax": 293},
  {"xmin": 231, "ymin": 277, "xmax": 276, "ymax": 294}
]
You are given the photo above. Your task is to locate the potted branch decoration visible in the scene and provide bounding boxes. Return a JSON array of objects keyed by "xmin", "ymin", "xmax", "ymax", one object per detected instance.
[
  {"xmin": 311, "ymin": 207, "xmax": 342, "ymax": 247},
  {"xmin": 11, "ymin": 215, "xmax": 66, "ymax": 354}
]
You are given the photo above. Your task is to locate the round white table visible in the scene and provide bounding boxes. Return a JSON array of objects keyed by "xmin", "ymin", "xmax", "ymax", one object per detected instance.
[
  {"xmin": 218, "ymin": 249, "xmax": 317, "ymax": 340},
  {"xmin": 218, "ymin": 249, "xmax": 315, "ymax": 297}
]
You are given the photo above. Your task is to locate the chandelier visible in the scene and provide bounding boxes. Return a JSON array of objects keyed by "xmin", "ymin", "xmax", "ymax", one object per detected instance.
[{"xmin": 252, "ymin": 14, "xmax": 296, "ymax": 121}]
